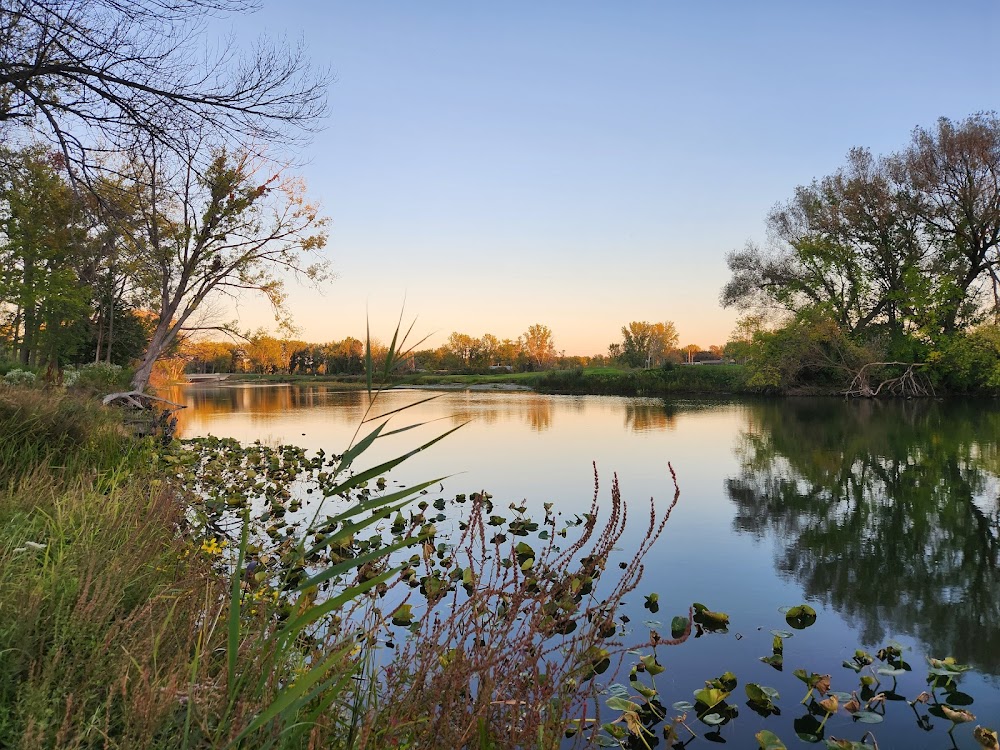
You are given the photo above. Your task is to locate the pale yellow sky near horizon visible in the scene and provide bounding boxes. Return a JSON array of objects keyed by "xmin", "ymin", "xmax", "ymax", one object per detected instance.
[{"xmin": 222, "ymin": 273, "xmax": 742, "ymax": 356}]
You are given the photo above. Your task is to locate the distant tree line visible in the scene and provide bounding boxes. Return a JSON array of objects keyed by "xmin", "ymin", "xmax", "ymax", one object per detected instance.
[
  {"xmin": 182, "ymin": 324, "xmax": 576, "ymax": 376},
  {"xmin": 175, "ymin": 321, "xmax": 728, "ymax": 378}
]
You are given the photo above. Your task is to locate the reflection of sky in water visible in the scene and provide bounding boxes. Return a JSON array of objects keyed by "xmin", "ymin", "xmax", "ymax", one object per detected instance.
[{"xmin": 167, "ymin": 385, "xmax": 1000, "ymax": 748}]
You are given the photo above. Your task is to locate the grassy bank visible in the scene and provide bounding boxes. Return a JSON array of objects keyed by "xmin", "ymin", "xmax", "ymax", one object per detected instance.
[
  {"xmin": 0, "ymin": 387, "xmax": 678, "ymax": 749},
  {"xmin": 0, "ymin": 390, "xmax": 218, "ymax": 747},
  {"xmin": 532, "ymin": 365, "xmax": 749, "ymax": 396},
  {"xmin": 222, "ymin": 365, "xmax": 751, "ymax": 396}
]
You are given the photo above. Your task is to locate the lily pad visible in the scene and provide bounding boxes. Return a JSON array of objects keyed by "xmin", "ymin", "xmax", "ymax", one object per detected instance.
[
  {"xmin": 824, "ymin": 739, "xmax": 876, "ymax": 750},
  {"xmin": 927, "ymin": 656, "xmax": 973, "ymax": 675},
  {"xmin": 639, "ymin": 653, "xmax": 664, "ymax": 676},
  {"xmin": 785, "ymin": 603, "xmax": 818, "ymax": 629},
  {"xmin": 746, "ymin": 682, "xmax": 778, "ymax": 709},
  {"xmin": 390, "ymin": 604, "xmax": 414, "ymax": 626},
  {"xmin": 793, "ymin": 714, "xmax": 825, "ymax": 743},
  {"xmin": 605, "ymin": 696, "xmax": 638, "ymax": 712},
  {"xmin": 692, "ymin": 602, "xmax": 730, "ymax": 629},
  {"xmin": 606, "ymin": 683, "xmax": 630, "ymax": 698},
  {"xmin": 756, "ymin": 730, "xmax": 788, "ymax": 750},
  {"xmin": 709, "ymin": 671, "xmax": 738, "ymax": 692},
  {"xmin": 876, "ymin": 667, "xmax": 906, "ymax": 677},
  {"xmin": 760, "ymin": 654, "xmax": 784, "ymax": 670},
  {"xmin": 693, "ymin": 686, "xmax": 730, "ymax": 711},
  {"xmin": 853, "ymin": 711, "xmax": 883, "ymax": 724},
  {"xmin": 671, "ymin": 615, "xmax": 689, "ymax": 638}
]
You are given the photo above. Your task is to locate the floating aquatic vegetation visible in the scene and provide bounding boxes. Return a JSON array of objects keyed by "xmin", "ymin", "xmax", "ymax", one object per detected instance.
[
  {"xmin": 975, "ymin": 726, "xmax": 1000, "ymax": 750},
  {"xmin": 793, "ymin": 669, "xmax": 831, "ymax": 704},
  {"xmin": 692, "ymin": 601, "xmax": 729, "ymax": 632},
  {"xmin": 746, "ymin": 682, "xmax": 781, "ymax": 717},
  {"xmin": 783, "ymin": 603, "xmax": 817, "ymax": 630}
]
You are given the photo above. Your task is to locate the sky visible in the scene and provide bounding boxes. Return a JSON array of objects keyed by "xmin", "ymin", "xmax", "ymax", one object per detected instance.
[{"xmin": 219, "ymin": 1, "xmax": 999, "ymax": 355}]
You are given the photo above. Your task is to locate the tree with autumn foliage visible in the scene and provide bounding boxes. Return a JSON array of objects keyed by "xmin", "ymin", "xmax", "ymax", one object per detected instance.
[
  {"xmin": 521, "ymin": 324, "xmax": 556, "ymax": 369},
  {"xmin": 616, "ymin": 321, "xmax": 679, "ymax": 368},
  {"xmin": 119, "ymin": 141, "xmax": 329, "ymax": 391}
]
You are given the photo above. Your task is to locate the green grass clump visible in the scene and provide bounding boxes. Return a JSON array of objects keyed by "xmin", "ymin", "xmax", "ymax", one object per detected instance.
[
  {"xmin": 0, "ymin": 389, "xmax": 218, "ymax": 748},
  {"xmin": 0, "ymin": 388, "xmax": 143, "ymax": 483},
  {"xmin": 0, "ymin": 473, "xmax": 216, "ymax": 747}
]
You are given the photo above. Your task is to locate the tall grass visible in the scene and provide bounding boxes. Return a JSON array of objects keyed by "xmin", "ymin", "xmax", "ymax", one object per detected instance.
[
  {"xmin": 0, "ymin": 391, "xmax": 221, "ymax": 748},
  {"xmin": 0, "ymin": 388, "xmax": 141, "ymax": 483}
]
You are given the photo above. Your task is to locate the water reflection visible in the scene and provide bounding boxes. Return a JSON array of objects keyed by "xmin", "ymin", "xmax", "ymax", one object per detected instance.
[
  {"xmin": 168, "ymin": 384, "xmax": 370, "ymax": 435},
  {"xmin": 165, "ymin": 383, "xmax": 1000, "ymax": 685},
  {"xmin": 623, "ymin": 399, "xmax": 677, "ymax": 432},
  {"xmin": 726, "ymin": 398, "xmax": 1000, "ymax": 672},
  {"xmin": 169, "ymin": 385, "xmax": 571, "ymax": 435}
]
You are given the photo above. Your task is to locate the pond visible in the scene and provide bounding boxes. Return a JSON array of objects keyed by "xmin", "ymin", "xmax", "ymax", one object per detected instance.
[{"xmin": 165, "ymin": 384, "xmax": 1000, "ymax": 748}]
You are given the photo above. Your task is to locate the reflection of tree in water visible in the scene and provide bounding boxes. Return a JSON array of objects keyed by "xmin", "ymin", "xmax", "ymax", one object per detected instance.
[
  {"xmin": 727, "ymin": 399, "xmax": 1000, "ymax": 673},
  {"xmin": 524, "ymin": 397, "xmax": 552, "ymax": 432},
  {"xmin": 170, "ymin": 385, "xmax": 371, "ymax": 435},
  {"xmin": 433, "ymin": 394, "xmax": 550, "ymax": 431},
  {"xmin": 446, "ymin": 393, "xmax": 501, "ymax": 427},
  {"xmin": 448, "ymin": 408, "xmax": 500, "ymax": 427},
  {"xmin": 623, "ymin": 400, "xmax": 677, "ymax": 432}
]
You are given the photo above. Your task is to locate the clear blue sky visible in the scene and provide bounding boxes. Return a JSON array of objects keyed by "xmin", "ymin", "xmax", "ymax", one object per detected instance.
[{"xmin": 224, "ymin": 1, "xmax": 999, "ymax": 354}]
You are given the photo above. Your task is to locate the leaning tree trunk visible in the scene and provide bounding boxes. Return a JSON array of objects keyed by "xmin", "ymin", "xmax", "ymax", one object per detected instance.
[{"xmin": 131, "ymin": 322, "xmax": 176, "ymax": 392}]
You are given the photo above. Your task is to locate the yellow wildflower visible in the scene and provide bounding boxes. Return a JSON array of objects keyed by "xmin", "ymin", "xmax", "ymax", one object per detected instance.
[{"xmin": 200, "ymin": 538, "xmax": 225, "ymax": 555}]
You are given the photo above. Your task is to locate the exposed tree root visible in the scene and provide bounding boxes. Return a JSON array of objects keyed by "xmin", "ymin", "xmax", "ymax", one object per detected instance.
[{"xmin": 843, "ymin": 362, "xmax": 934, "ymax": 398}]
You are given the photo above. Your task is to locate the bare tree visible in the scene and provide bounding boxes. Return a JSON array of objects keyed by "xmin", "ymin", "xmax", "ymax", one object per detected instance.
[
  {"xmin": 117, "ymin": 138, "xmax": 329, "ymax": 391},
  {"xmin": 0, "ymin": 0, "xmax": 328, "ymax": 180}
]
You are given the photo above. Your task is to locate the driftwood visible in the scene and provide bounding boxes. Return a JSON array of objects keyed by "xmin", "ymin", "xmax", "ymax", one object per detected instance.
[
  {"xmin": 102, "ymin": 391, "xmax": 186, "ymax": 440},
  {"xmin": 102, "ymin": 391, "xmax": 186, "ymax": 410},
  {"xmin": 843, "ymin": 362, "xmax": 934, "ymax": 399}
]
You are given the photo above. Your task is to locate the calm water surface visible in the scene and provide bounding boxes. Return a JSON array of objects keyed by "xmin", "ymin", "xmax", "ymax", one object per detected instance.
[{"xmin": 166, "ymin": 385, "xmax": 1000, "ymax": 748}]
